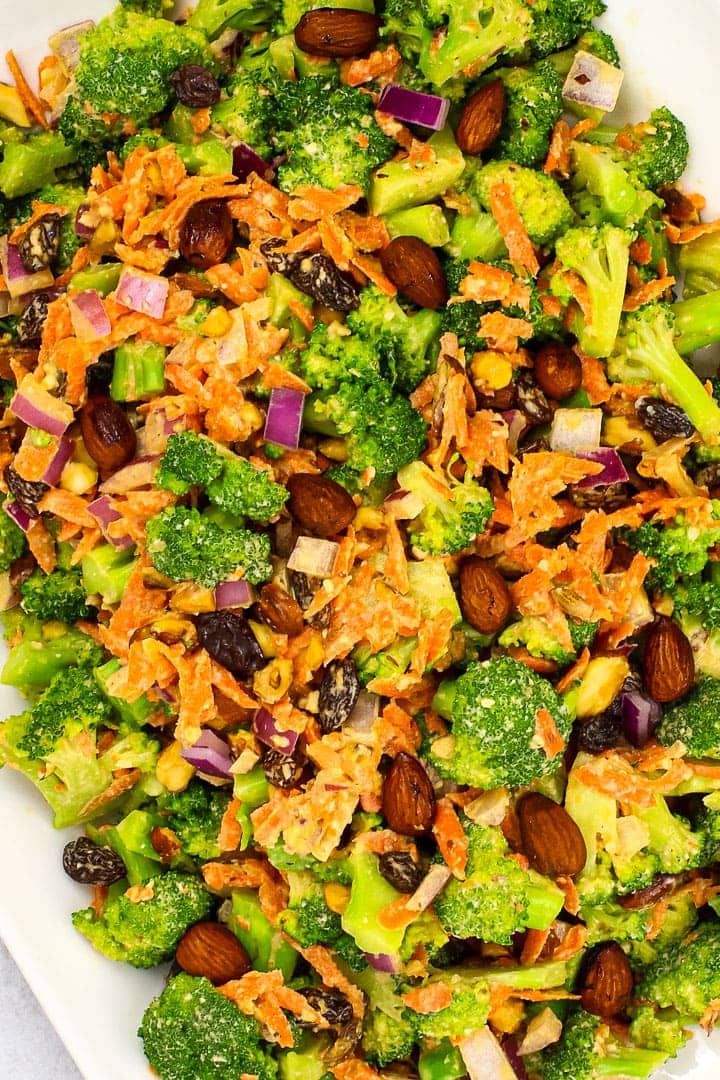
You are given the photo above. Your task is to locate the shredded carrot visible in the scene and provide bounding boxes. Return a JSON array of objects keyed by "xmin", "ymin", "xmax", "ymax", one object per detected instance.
[
  {"xmin": 340, "ymin": 45, "xmax": 401, "ymax": 86},
  {"xmin": 488, "ymin": 182, "xmax": 540, "ymax": 277},
  {"xmin": 432, "ymin": 798, "xmax": 469, "ymax": 879},
  {"xmin": 623, "ymin": 275, "xmax": 676, "ymax": 311},
  {"xmin": 5, "ymin": 50, "xmax": 49, "ymax": 129},
  {"xmin": 520, "ymin": 928, "xmax": 552, "ymax": 966},
  {"xmin": 402, "ymin": 982, "xmax": 453, "ymax": 1014},
  {"xmin": 534, "ymin": 708, "xmax": 566, "ymax": 760},
  {"xmin": 544, "ymin": 118, "xmax": 573, "ymax": 177}
]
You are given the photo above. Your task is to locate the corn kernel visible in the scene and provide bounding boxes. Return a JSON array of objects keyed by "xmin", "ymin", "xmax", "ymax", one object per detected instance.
[
  {"xmin": 156, "ymin": 741, "xmax": 195, "ymax": 793},
  {"xmin": 324, "ymin": 882, "xmax": 351, "ymax": 914},
  {"xmin": 354, "ymin": 507, "xmax": 384, "ymax": 531},
  {"xmin": 60, "ymin": 461, "xmax": 98, "ymax": 494},
  {"xmin": 200, "ymin": 307, "xmax": 233, "ymax": 337},
  {"xmin": 248, "ymin": 619, "xmax": 280, "ymax": 658},
  {"xmin": 575, "ymin": 656, "xmax": 631, "ymax": 718},
  {"xmin": 253, "ymin": 658, "xmax": 293, "ymax": 703},
  {"xmin": 471, "ymin": 350, "xmax": 513, "ymax": 390},
  {"xmin": 318, "ymin": 438, "xmax": 349, "ymax": 462},
  {"xmin": 604, "ymin": 416, "xmax": 657, "ymax": 451}
]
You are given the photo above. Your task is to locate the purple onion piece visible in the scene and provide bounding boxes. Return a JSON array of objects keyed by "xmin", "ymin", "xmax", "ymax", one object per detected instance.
[
  {"xmin": 41, "ymin": 435, "xmax": 74, "ymax": 487},
  {"xmin": 233, "ymin": 142, "xmax": 273, "ymax": 183},
  {"xmin": 576, "ymin": 447, "xmax": 629, "ymax": 488},
  {"xmin": 363, "ymin": 952, "xmax": 401, "ymax": 974},
  {"xmin": 502, "ymin": 1037, "xmax": 530, "ymax": 1080},
  {"xmin": 180, "ymin": 729, "xmax": 233, "ymax": 778},
  {"xmin": 74, "ymin": 204, "xmax": 93, "ymax": 239},
  {"xmin": 214, "ymin": 578, "xmax": 254, "ymax": 610},
  {"xmin": 263, "ymin": 387, "xmax": 305, "ymax": 450},
  {"xmin": 621, "ymin": 690, "xmax": 661, "ymax": 748},
  {"xmin": 4, "ymin": 500, "xmax": 31, "ymax": 533},
  {"xmin": 377, "ymin": 83, "xmax": 450, "ymax": 131},
  {"xmin": 253, "ymin": 707, "xmax": 299, "ymax": 757}
]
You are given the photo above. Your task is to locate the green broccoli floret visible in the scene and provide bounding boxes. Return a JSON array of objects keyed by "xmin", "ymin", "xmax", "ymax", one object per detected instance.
[
  {"xmin": 629, "ymin": 1006, "xmax": 689, "ymax": 1058},
  {"xmin": 499, "ymin": 615, "xmax": 598, "ymax": 666},
  {"xmin": 679, "ymin": 231, "xmax": 720, "ymax": 299},
  {"xmin": 73, "ymin": 871, "xmax": 212, "ymax": 968},
  {"xmin": 345, "ymin": 286, "xmax": 442, "ymax": 394},
  {"xmin": 273, "ymin": 76, "xmax": 394, "ymax": 194},
  {"xmin": 56, "ymin": 96, "xmax": 124, "ymax": 171},
  {"xmin": 528, "ymin": 0, "xmax": 607, "ymax": 59},
  {"xmin": 569, "ymin": 140, "xmax": 662, "ymax": 228},
  {"xmin": 19, "ymin": 568, "xmax": 94, "ymax": 624},
  {"xmin": 1, "ymin": 616, "xmax": 103, "ymax": 693},
  {"xmin": 342, "ymin": 850, "xmax": 406, "ymax": 956},
  {"xmin": 145, "ymin": 505, "xmax": 272, "ymax": 587},
  {"xmin": 278, "ymin": 872, "xmax": 344, "ymax": 946},
  {"xmin": 466, "ymin": 159, "xmax": 574, "ymax": 247},
  {"xmin": 622, "ymin": 107, "xmax": 689, "ymax": 191},
  {"xmin": 0, "ymin": 132, "xmax": 77, "ymax": 199},
  {"xmin": 354, "ymin": 635, "xmax": 417, "ymax": 687},
  {"xmin": 211, "ymin": 69, "xmax": 277, "ymax": 159},
  {"xmin": 637, "ymin": 918, "xmax": 720, "ymax": 1022},
  {"xmin": 159, "ymin": 780, "xmax": 231, "ymax": 861},
  {"xmin": 120, "ymin": 0, "xmax": 173, "ymax": 12},
  {"xmin": 530, "ymin": 1007, "xmax": 668, "ymax": 1080},
  {"xmin": 16, "ymin": 665, "xmax": 112, "ymax": 760},
  {"xmin": 624, "ymin": 507, "xmax": 720, "ymax": 592},
  {"xmin": 206, "ymin": 457, "xmax": 289, "ymax": 522},
  {"xmin": 434, "ymin": 821, "xmax": 563, "ymax": 944},
  {"xmin": 187, "ymin": 0, "xmax": 280, "ymax": 39},
  {"xmin": 362, "ymin": 1006, "xmax": 417, "ymax": 1067},
  {"xmin": 140, "ymin": 972, "xmax": 278, "ymax": 1080},
  {"xmin": 657, "ymin": 678, "xmax": 720, "ymax": 759},
  {"xmin": 156, "ymin": 431, "xmax": 224, "ymax": 495},
  {"xmin": 395, "ymin": 460, "xmax": 493, "ymax": 555},
  {"xmin": 670, "ymin": 573, "xmax": 720, "ymax": 631},
  {"xmin": 551, "ymin": 223, "xmax": 632, "ymax": 358},
  {"xmin": 297, "ymin": 322, "xmax": 382, "ymax": 392},
  {"xmin": 490, "ymin": 61, "xmax": 564, "ymax": 168},
  {"xmin": 0, "ymin": 497, "xmax": 26, "ymax": 570},
  {"xmin": 431, "ymin": 656, "xmax": 573, "ymax": 788}
]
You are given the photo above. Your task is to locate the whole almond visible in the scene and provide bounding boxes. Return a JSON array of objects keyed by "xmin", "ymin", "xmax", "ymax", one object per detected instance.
[
  {"xmin": 79, "ymin": 394, "xmax": 137, "ymax": 473},
  {"xmin": 382, "ymin": 752, "xmax": 436, "ymax": 836},
  {"xmin": 533, "ymin": 342, "xmax": 582, "ymax": 401},
  {"xmin": 379, "ymin": 236, "xmax": 448, "ymax": 310},
  {"xmin": 580, "ymin": 942, "xmax": 634, "ymax": 1017},
  {"xmin": 455, "ymin": 79, "xmax": 506, "ymax": 156},
  {"xmin": 516, "ymin": 792, "xmax": 587, "ymax": 878},
  {"xmin": 176, "ymin": 921, "xmax": 250, "ymax": 985},
  {"xmin": 150, "ymin": 825, "xmax": 182, "ymax": 864},
  {"xmin": 294, "ymin": 8, "xmax": 381, "ymax": 57},
  {"xmin": 257, "ymin": 582, "xmax": 305, "ymax": 636},
  {"xmin": 459, "ymin": 557, "xmax": 512, "ymax": 635},
  {"xmin": 643, "ymin": 617, "xmax": 694, "ymax": 703},
  {"xmin": 287, "ymin": 472, "xmax": 356, "ymax": 537}
]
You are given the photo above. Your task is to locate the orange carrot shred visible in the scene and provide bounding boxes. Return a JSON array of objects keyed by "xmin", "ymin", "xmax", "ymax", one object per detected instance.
[{"xmin": 5, "ymin": 50, "xmax": 49, "ymax": 129}]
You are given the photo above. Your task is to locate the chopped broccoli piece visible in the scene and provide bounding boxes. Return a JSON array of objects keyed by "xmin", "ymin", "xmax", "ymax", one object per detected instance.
[
  {"xmin": 19, "ymin": 567, "xmax": 94, "ymax": 624},
  {"xmin": 629, "ymin": 1006, "xmax": 689, "ymax": 1058},
  {"xmin": 345, "ymin": 286, "xmax": 442, "ymax": 394},
  {"xmin": 678, "ymin": 231, "xmax": 720, "ymax": 299},
  {"xmin": 16, "ymin": 665, "xmax": 112, "ymax": 760},
  {"xmin": 499, "ymin": 615, "xmax": 598, "ymax": 666},
  {"xmin": 30, "ymin": 183, "xmax": 87, "ymax": 269},
  {"xmin": 342, "ymin": 849, "xmax": 406, "ymax": 956},
  {"xmin": 206, "ymin": 457, "xmax": 289, "ymax": 522},
  {"xmin": 569, "ymin": 140, "xmax": 662, "ymax": 228},
  {"xmin": 413, "ymin": 971, "xmax": 492, "ymax": 1041},
  {"xmin": 637, "ymin": 919, "xmax": 720, "ymax": 1022},
  {"xmin": 159, "ymin": 780, "xmax": 231, "ymax": 861},
  {"xmin": 491, "ymin": 61, "xmax": 564, "ymax": 168},
  {"xmin": 81, "ymin": 544, "xmax": 137, "ymax": 607},
  {"xmin": 0, "ymin": 132, "xmax": 77, "ymax": 199},
  {"xmin": 229, "ymin": 889, "xmax": 298, "ymax": 979},
  {"xmin": 621, "ymin": 107, "xmax": 689, "ymax": 191},
  {"xmin": 396, "ymin": 460, "xmax": 494, "ymax": 555},
  {"xmin": 0, "ymin": 496, "xmax": 26, "ymax": 570},
  {"xmin": 187, "ymin": 0, "xmax": 281, "ymax": 39},
  {"xmin": 530, "ymin": 1006, "xmax": 668, "ymax": 1080},
  {"xmin": 528, "ymin": 0, "xmax": 608, "ymax": 59},
  {"xmin": 369, "ymin": 126, "xmax": 465, "ymax": 217},
  {"xmin": 145, "ymin": 505, "xmax": 272, "ymax": 588},
  {"xmin": 547, "ymin": 28, "xmax": 621, "ymax": 78},
  {"xmin": 111, "ymin": 340, "xmax": 167, "ymax": 401},
  {"xmin": 657, "ymin": 677, "xmax": 720, "ymax": 759},
  {"xmin": 624, "ymin": 507, "xmax": 720, "ymax": 592},
  {"xmin": 211, "ymin": 69, "xmax": 277, "ymax": 159},
  {"xmin": 1, "ymin": 617, "xmax": 103, "ymax": 693},
  {"xmin": 156, "ymin": 431, "xmax": 224, "ymax": 495},
  {"xmin": 672, "ymin": 289, "xmax": 720, "ymax": 354},
  {"xmin": 297, "ymin": 322, "xmax": 382, "ymax": 392},
  {"xmin": 362, "ymin": 1005, "xmax": 417, "ymax": 1067}
]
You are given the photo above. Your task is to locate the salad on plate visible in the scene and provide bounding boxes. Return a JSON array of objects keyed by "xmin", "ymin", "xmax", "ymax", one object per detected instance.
[{"xmin": 0, "ymin": 0, "xmax": 720, "ymax": 1077}]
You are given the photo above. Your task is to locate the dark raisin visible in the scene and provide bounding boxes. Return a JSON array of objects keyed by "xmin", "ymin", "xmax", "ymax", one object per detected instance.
[
  {"xmin": 9, "ymin": 551, "xmax": 36, "ymax": 588},
  {"xmin": 260, "ymin": 240, "xmax": 359, "ymax": 312},
  {"xmin": 577, "ymin": 709, "xmax": 624, "ymax": 754},
  {"xmin": 288, "ymin": 569, "xmax": 331, "ymax": 629},
  {"xmin": 62, "ymin": 835, "xmax": 126, "ymax": 885},
  {"xmin": 17, "ymin": 293, "xmax": 50, "ymax": 345},
  {"xmin": 696, "ymin": 463, "xmax": 720, "ymax": 490},
  {"xmin": 516, "ymin": 371, "xmax": 553, "ymax": 425},
  {"xmin": 4, "ymin": 465, "xmax": 48, "ymax": 518},
  {"xmin": 378, "ymin": 850, "xmax": 424, "ymax": 893},
  {"xmin": 568, "ymin": 482, "xmax": 628, "ymax": 511},
  {"xmin": 85, "ymin": 354, "xmax": 115, "ymax": 396},
  {"xmin": 196, "ymin": 610, "xmax": 265, "ymax": 678},
  {"xmin": 171, "ymin": 64, "xmax": 221, "ymax": 108},
  {"xmin": 317, "ymin": 659, "xmax": 360, "ymax": 734},
  {"xmin": 261, "ymin": 746, "xmax": 306, "ymax": 789},
  {"xmin": 298, "ymin": 986, "xmax": 354, "ymax": 1029},
  {"xmin": 260, "ymin": 238, "xmax": 294, "ymax": 275},
  {"xmin": 636, "ymin": 397, "xmax": 694, "ymax": 442},
  {"xmin": 18, "ymin": 214, "xmax": 61, "ymax": 272},
  {"xmin": 179, "ymin": 199, "xmax": 234, "ymax": 271},
  {"xmin": 518, "ymin": 431, "xmax": 551, "ymax": 456}
]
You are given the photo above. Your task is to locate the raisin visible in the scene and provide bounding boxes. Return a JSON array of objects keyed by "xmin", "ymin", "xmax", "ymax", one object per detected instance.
[
  {"xmin": 171, "ymin": 64, "xmax": 221, "ymax": 108},
  {"xmin": 62, "ymin": 835, "xmax": 126, "ymax": 885},
  {"xmin": 85, "ymin": 354, "xmax": 115, "ymax": 396},
  {"xmin": 577, "ymin": 709, "xmax": 624, "ymax": 754},
  {"xmin": 179, "ymin": 199, "xmax": 234, "ymax": 271},
  {"xmin": 378, "ymin": 850, "xmax": 424, "ymax": 894},
  {"xmin": 261, "ymin": 746, "xmax": 306, "ymax": 789},
  {"xmin": 317, "ymin": 658, "xmax": 360, "ymax": 734},
  {"xmin": 4, "ymin": 465, "xmax": 48, "ymax": 517},
  {"xmin": 260, "ymin": 240, "xmax": 359, "ymax": 312},
  {"xmin": 196, "ymin": 611, "xmax": 265, "ymax": 678},
  {"xmin": 298, "ymin": 986, "xmax": 354, "ymax": 1029},
  {"xmin": 568, "ymin": 482, "xmax": 628, "ymax": 511},
  {"xmin": 636, "ymin": 397, "xmax": 694, "ymax": 442},
  {"xmin": 18, "ymin": 214, "xmax": 61, "ymax": 272},
  {"xmin": 17, "ymin": 293, "xmax": 50, "ymax": 346},
  {"xmin": 288, "ymin": 569, "xmax": 331, "ymax": 629},
  {"xmin": 516, "ymin": 371, "xmax": 553, "ymax": 425}
]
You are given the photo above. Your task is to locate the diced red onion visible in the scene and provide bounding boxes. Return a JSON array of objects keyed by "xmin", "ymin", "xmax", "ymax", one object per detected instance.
[
  {"xmin": 364, "ymin": 952, "xmax": 401, "ymax": 974},
  {"xmin": 214, "ymin": 578, "xmax": 255, "ymax": 609},
  {"xmin": 10, "ymin": 384, "xmax": 72, "ymax": 437},
  {"xmin": 0, "ymin": 236, "xmax": 54, "ymax": 299},
  {"xmin": 116, "ymin": 267, "xmax": 169, "ymax": 320},
  {"xmin": 232, "ymin": 142, "xmax": 273, "ymax": 182},
  {"xmin": 74, "ymin": 204, "xmax": 93, "ymax": 239},
  {"xmin": 575, "ymin": 447, "xmax": 629, "ymax": 488},
  {"xmin": 549, "ymin": 407, "xmax": 602, "ymax": 452},
  {"xmin": 41, "ymin": 436, "xmax": 74, "ymax": 487},
  {"xmin": 88, "ymin": 494, "xmax": 122, "ymax": 528},
  {"xmin": 621, "ymin": 690, "xmax": 661, "ymax": 748},
  {"xmin": 99, "ymin": 456, "xmax": 158, "ymax": 494},
  {"xmin": 347, "ymin": 691, "xmax": 380, "ymax": 732},
  {"xmin": 48, "ymin": 20, "xmax": 95, "ymax": 74},
  {"xmin": 286, "ymin": 536, "xmax": 339, "ymax": 577},
  {"xmin": 502, "ymin": 409, "xmax": 528, "ymax": 455},
  {"xmin": 563, "ymin": 50, "xmax": 624, "ymax": 114},
  {"xmin": 383, "ymin": 488, "xmax": 424, "ymax": 520},
  {"xmin": 263, "ymin": 387, "xmax": 305, "ymax": 450},
  {"xmin": 180, "ymin": 729, "xmax": 233, "ymax": 779},
  {"xmin": 377, "ymin": 83, "xmax": 450, "ymax": 131},
  {"xmin": 68, "ymin": 289, "xmax": 112, "ymax": 340},
  {"xmin": 253, "ymin": 707, "xmax": 300, "ymax": 756},
  {"xmin": 4, "ymin": 500, "xmax": 31, "ymax": 532},
  {"xmin": 502, "ymin": 1037, "xmax": 530, "ymax": 1080},
  {"xmin": 459, "ymin": 1027, "xmax": 518, "ymax": 1080},
  {"xmin": 154, "ymin": 237, "xmax": 170, "ymax": 250}
]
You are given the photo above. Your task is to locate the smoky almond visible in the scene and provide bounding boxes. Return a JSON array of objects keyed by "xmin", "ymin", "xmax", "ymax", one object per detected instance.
[
  {"xmin": 150, "ymin": 826, "xmax": 182, "ymax": 863},
  {"xmin": 580, "ymin": 942, "xmax": 634, "ymax": 1017},
  {"xmin": 257, "ymin": 582, "xmax": 305, "ymax": 636},
  {"xmin": 176, "ymin": 921, "xmax": 251, "ymax": 985},
  {"xmin": 79, "ymin": 395, "xmax": 137, "ymax": 473},
  {"xmin": 379, "ymin": 236, "xmax": 448, "ymax": 310},
  {"xmin": 533, "ymin": 342, "xmax": 582, "ymax": 401},
  {"xmin": 459, "ymin": 557, "xmax": 512, "ymax": 635},
  {"xmin": 455, "ymin": 79, "xmax": 506, "ymax": 156},
  {"xmin": 294, "ymin": 8, "xmax": 381, "ymax": 57},
  {"xmin": 287, "ymin": 472, "xmax": 356, "ymax": 538},
  {"xmin": 516, "ymin": 792, "xmax": 587, "ymax": 878},
  {"xmin": 642, "ymin": 617, "xmax": 695, "ymax": 703},
  {"xmin": 382, "ymin": 752, "xmax": 436, "ymax": 837}
]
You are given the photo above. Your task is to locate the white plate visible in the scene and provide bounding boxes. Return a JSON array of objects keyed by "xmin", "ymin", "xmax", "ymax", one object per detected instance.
[{"xmin": 1, "ymin": 2, "xmax": 720, "ymax": 1077}]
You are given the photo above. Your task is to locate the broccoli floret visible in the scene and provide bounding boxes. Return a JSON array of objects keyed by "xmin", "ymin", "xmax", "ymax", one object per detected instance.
[
  {"xmin": 297, "ymin": 323, "xmax": 382, "ymax": 392},
  {"xmin": 1, "ymin": 617, "xmax": 103, "ymax": 693},
  {"xmin": 278, "ymin": 872, "xmax": 345, "ymax": 946},
  {"xmin": 354, "ymin": 635, "xmax": 417, "ymax": 687},
  {"xmin": 569, "ymin": 140, "xmax": 662, "ymax": 228},
  {"xmin": 303, "ymin": 377, "xmax": 427, "ymax": 480},
  {"xmin": 672, "ymin": 288, "xmax": 720, "ymax": 355},
  {"xmin": 159, "ymin": 780, "xmax": 231, "ymax": 861},
  {"xmin": 345, "ymin": 286, "xmax": 442, "ymax": 394},
  {"xmin": 56, "ymin": 97, "xmax": 124, "ymax": 172},
  {"xmin": 140, "ymin": 972, "xmax": 278, "ymax": 1080},
  {"xmin": 16, "ymin": 665, "xmax": 113, "ymax": 760},
  {"xmin": 499, "ymin": 615, "xmax": 598, "ymax": 666},
  {"xmin": 414, "ymin": 972, "xmax": 493, "ymax": 1041},
  {"xmin": 145, "ymin": 505, "xmax": 272, "ymax": 587},
  {"xmin": 395, "ymin": 460, "xmax": 493, "ymax": 555},
  {"xmin": 211, "ymin": 69, "xmax": 277, "ymax": 159},
  {"xmin": 120, "ymin": 0, "xmax": 173, "ymax": 12},
  {"xmin": 490, "ymin": 61, "xmax": 564, "ymax": 168},
  {"xmin": 528, "ymin": 0, "xmax": 607, "ymax": 59},
  {"xmin": 187, "ymin": 0, "xmax": 280, "ymax": 39},
  {"xmin": 621, "ymin": 107, "xmax": 689, "ymax": 191},
  {"xmin": 629, "ymin": 1006, "xmax": 689, "ymax": 1058},
  {"xmin": 531, "ymin": 1007, "xmax": 668, "ymax": 1080},
  {"xmin": 466, "ymin": 159, "xmax": 574, "ymax": 248},
  {"xmin": 637, "ymin": 919, "xmax": 720, "ymax": 1022},
  {"xmin": 342, "ymin": 849, "xmax": 407, "ymax": 956},
  {"xmin": 0, "ymin": 132, "xmax": 77, "ymax": 199},
  {"xmin": 273, "ymin": 76, "xmax": 394, "ymax": 194},
  {"xmin": 19, "ymin": 568, "xmax": 94, "ymax": 624},
  {"xmin": 73, "ymin": 871, "xmax": 212, "ymax": 968},
  {"xmin": 551, "ymin": 224, "xmax": 632, "ymax": 358},
  {"xmin": 362, "ymin": 1006, "xmax": 417, "ymax": 1067},
  {"xmin": 431, "ymin": 656, "xmax": 572, "ymax": 788},
  {"xmin": 0, "ymin": 497, "xmax": 26, "ymax": 570},
  {"xmin": 156, "ymin": 431, "xmax": 224, "ymax": 495},
  {"xmin": 229, "ymin": 889, "xmax": 298, "ymax": 979},
  {"xmin": 624, "ymin": 507, "xmax": 720, "ymax": 593},
  {"xmin": 679, "ymin": 231, "xmax": 720, "ymax": 299},
  {"xmin": 657, "ymin": 678, "xmax": 720, "ymax": 759},
  {"xmin": 370, "ymin": 126, "xmax": 466, "ymax": 217}
]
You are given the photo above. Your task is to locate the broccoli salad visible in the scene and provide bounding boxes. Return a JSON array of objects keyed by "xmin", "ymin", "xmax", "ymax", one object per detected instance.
[{"xmin": 1, "ymin": 0, "xmax": 720, "ymax": 1077}]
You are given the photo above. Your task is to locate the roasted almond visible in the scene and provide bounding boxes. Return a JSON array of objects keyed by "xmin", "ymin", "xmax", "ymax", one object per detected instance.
[
  {"xmin": 642, "ymin": 617, "xmax": 695, "ymax": 703},
  {"xmin": 379, "ymin": 236, "xmax": 448, "ymax": 310},
  {"xmin": 257, "ymin": 582, "xmax": 305, "ymax": 636},
  {"xmin": 79, "ymin": 394, "xmax": 137, "ymax": 473},
  {"xmin": 287, "ymin": 472, "xmax": 356, "ymax": 537},
  {"xmin": 382, "ymin": 752, "xmax": 436, "ymax": 836},
  {"xmin": 150, "ymin": 825, "xmax": 182, "ymax": 864},
  {"xmin": 533, "ymin": 342, "xmax": 582, "ymax": 401},
  {"xmin": 455, "ymin": 79, "xmax": 506, "ymax": 156},
  {"xmin": 176, "ymin": 921, "xmax": 251, "ymax": 985},
  {"xmin": 516, "ymin": 792, "xmax": 587, "ymax": 878},
  {"xmin": 459, "ymin": 557, "xmax": 512, "ymax": 635},
  {"xmin": 617, "ymin": 873, "xmax": 676, "ymax": 911},
  {"xmin": 580, "ymin": 942, "xmax": 634, "ymax": 1017},
  {"xmin": 294, "ymin": 8, "xmax": 381, "ymax": 57}
]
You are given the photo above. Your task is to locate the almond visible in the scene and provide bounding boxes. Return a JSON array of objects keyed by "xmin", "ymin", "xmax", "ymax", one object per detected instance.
[
  {"xmin": 257, "ymin": 582, "xmax": 305, "ymax": 636},
  {"xmin": 294, "ymin": 8, "xmax": 381, "ymax": 57},
  {"xmin": 176, "ymin": 921, "xmax": 251, "ymax": 985},
  {"xmin": 580, "ymin": 942, "xmax": 634, "ymax": 1017},
  {"xmin": 455, "ymin": 79, "xmax": 506, "ymax": 156},
  {"xmin": 379, "ymin": 236, "xmax": 448, "ymax": 310},
  {"xmin": 459, "ymin": 557, "xmax": 512, "ymax": 635},
  {"xmin": 642, "ymin": 617, "xmax": 694, "ymax": 703},
  {"xmin": 79, "ymin": 394, "xmax": 137, "ymax": 473},
  {"xmin": 150, "ymin": 825, "xmax": 182, "ymax": 864},
  {"xmin": 533, "ymin": 342, "xmax": 582, "ymax": 401},
  {"xmin": 382, "ymin": 752, "xmax": 436, "ymax": 836},
  {"xmin": 516, "ymin": 792, "xmax": 587, "ymax": 878},
  {"xmin": 287, "ymin": 472, "xmax": 356, "ymax": 537}
]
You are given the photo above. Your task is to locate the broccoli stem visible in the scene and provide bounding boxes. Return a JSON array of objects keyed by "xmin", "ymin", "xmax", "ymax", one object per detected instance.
[
  {"xmin": 69, "ymin": 263, "xmax": 123, "ymax": 297},
  {"xmin": 678, "ymin": 232, "xmax": 720, "ymax": 297},
  {"xmin": 1, "ymin": 628, "xmax": 96, "ymax": 690},
  {"xmin": 230, "ymin": 888, "xmax": 298, "ymax": 979},
  {"xmin": 369, "ymin": 127, "xmax": 466, "ymax": 217},
  {"xmin": 111, "ymin": 341, "xmax": 167, "ymax": 401},
  {"xmin": 525, "ymin": 875, "xmax": 566, "ymax": 929},
  {"xmin": 595, "ymin": 1049, "xmax": 669, "ymax": 1078},
  {"xmin": 673, "ymin": 291, "xmax": 720, "ymax": 354},
  {"xmin": 432, "ymin": 678, "xmax": 458, "ymax": 720},
  {"xmin": 385, "ymin": 204, "xmax": 451, "ymax": 247},
  {"xmin": 418, "ymin": 1041, "xmax": 466, "ymax": 1080},
  {"xmin": 81, "ymin": 544, "xmax": 136, "ymax": 606},
  {"xmin": 480, "ymin": 958, "xmax": 571, "ymax": 990},
  {"xmin": 447, "ymin": 210, "xmax": 507, "ymax": 262}
]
